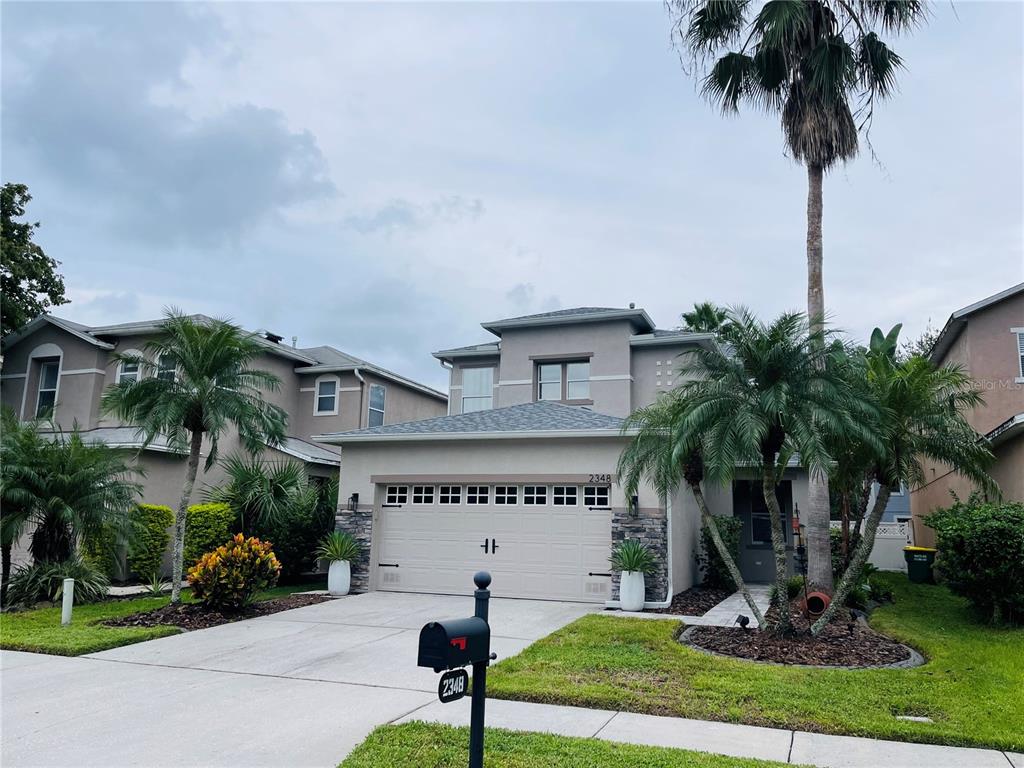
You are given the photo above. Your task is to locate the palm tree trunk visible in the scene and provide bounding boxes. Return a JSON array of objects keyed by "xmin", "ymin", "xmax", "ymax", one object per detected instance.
[
  {"xmin": 170, "ymin": 430, "xmax": 204, "ymax": 604},
  {"xmin": 762, "ymin": 464, "xmax": 791, "ymax": 633},
  {"xmin": 810, "ymin": 484, "xmax": 891, "ymax": 635},
  {"xmin": 689, "ymin": 482, "xmax": 766, "ymax": 627},
  {"xmin": 804, "ymin": 160, "xmax": 834, "ymax": 594},
  {"xmin": 1, "ymin": 542, "xmax": 11, "ymax": 603}
]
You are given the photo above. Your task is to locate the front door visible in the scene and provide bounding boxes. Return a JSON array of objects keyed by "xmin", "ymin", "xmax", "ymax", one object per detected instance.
[{"xmin": 733, "ymin": 480, "xmax": 793, "ymax": 583}]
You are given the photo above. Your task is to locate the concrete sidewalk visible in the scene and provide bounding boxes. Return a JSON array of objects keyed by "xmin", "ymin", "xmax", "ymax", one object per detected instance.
[{"xmin": 400, "ymin": 697, "xmax": 1020, "ymax": 768}]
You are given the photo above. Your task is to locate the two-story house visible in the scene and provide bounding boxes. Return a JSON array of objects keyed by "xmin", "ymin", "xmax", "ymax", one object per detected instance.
[
  {"xmin": 910, "ymin": 282, "xmax": 1024, "ymax": 545},
  {"xmin": 0, "ymin": 313, "xmax": 448, "ymax": 511},
  {"xmin": 317, "ymin": 307, "xmax": 812, "ymax": 605}
]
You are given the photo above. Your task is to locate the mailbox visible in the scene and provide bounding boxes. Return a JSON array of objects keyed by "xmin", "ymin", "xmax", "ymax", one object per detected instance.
[{"xmin": 417, "ymin": 616, "xmax": 490, "ymax": 672}]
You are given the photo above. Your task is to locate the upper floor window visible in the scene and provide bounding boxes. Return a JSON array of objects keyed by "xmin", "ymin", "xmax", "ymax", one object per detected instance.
[
  {"xmin": 117, "ymin": 359, "xmax": 140, "ymax": 384},
  {"xmin": 537, "ymin": 360, "xmax": 590, "ymax": 403},
  {"xmin": 368, "ymin": 384, "xmax": 386, "ymax": 427},
  {"xmin": 315, "ymin": 376, "xmax": 339, "ymax": 415},
  {"xmin": 461, "ymin": 367, "xmax": 493, "ymax": 413},
  {"xmin": 35, "ymin": 360, "xmax": 59, "ymax": 418},
  {"xmin": 1016, "ymin": 329, "xmax": 1024, "ymax": 380},
  {"xmin": 156, "ymin": 354, "xmax": 177, "ymax": 382}
]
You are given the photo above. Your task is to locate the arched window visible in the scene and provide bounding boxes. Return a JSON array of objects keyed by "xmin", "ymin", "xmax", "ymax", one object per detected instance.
[{"xmin": 25, "ymin": 343, "xmax": 63, "ymax": 420}]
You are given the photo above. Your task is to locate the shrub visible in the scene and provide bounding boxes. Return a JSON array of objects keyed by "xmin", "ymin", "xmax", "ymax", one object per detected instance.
[
  {"xmin": 187, "ymin": 534, "xmax": 281, "ymax": 611},
  {"xmin": 867, "ymin": 573, "xmax": 894, "ymax": 603},
  {"xmin": 316, "ymin": 531, "xmax": 361, "ymax": 562},
  {"xmin": 770, "ymin": 575, "xmax": 806, "ymax": 603},
  {"xmin": 610, "ymin": 539, "xmax": 657, "ymax": 574},
  {"xmin": 6, "ymin": 556, "xmax": 110, "ymax": 607},
  {"xmin": 926, "ymin": 494, "xmax": 1024, "ymax": 625},
  {"xmin": 830, "ymin": 527, "xmax": 862, "ymax": 580},
  {"xmin": 127, "ymin": 504, "xmax": 174, "ymax": 579},
  {"xmin": 183, "ymin": 502, "xmax": 235, "ymax": 574},
  {"xmin": 698, "ymin": 516, "xmax": 743, "ymax": 589},
  {"xmin": 251, "ymin": 488, "xmax": 335, "ymax": 581},
  {"xmin": 80, "ymin": 524, "xmax": 120, "ymax": 580}
]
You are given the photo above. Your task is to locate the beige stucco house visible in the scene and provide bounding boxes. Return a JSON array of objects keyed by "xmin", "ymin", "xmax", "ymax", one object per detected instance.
[
  {"xmin": 0, "ymin": 312, "xmax": 447, "ymax": 513},
  {"xmin": 317, "ymin": 307, "xmax": 810, "ymax": 606},
  {"xmin": 910, "ymin": 282, "xmax": 1024, "ymax": 545}
]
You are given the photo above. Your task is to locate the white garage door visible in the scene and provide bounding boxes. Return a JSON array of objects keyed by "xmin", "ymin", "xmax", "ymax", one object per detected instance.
[{"xmin": 374, "ymin": 483, "xmax": 613, "ymax": 603}]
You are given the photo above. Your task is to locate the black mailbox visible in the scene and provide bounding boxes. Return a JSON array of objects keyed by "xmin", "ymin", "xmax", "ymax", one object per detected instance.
[{"xmin": 417, "ymin": 616, "xmax": 490, "ymax": 672}]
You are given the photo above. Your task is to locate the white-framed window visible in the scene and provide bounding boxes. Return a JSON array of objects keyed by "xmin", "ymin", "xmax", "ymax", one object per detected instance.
[
  {"xmin": 466, "ymin": 486, "xmax": 489, "ymax": 504},
  {"xmin": 315, "ymin": 376, "xmax": 340, "ymax": 415},
  {"xmin": 494, "ymin": 486, "xmax": 518, "ymax": 505},
  {"xmin": 439, "ymin": 485, "xmax": 462, "ymax": 504},
  {"xmin": 116, "ymin": 349, "xmax": 143, "ymax": 384},
  {"xmin": 412, "ymin": 485, "xmax": 434, "ymax": 504},
  {"xmin": 368, "ymin": 384, "xmax": 386, "ymax": 427},
  {"xmin": 385, "ymin": 485, "xmax": 408, "ymax": 505},
  {"xmin": 156, "ymin": 354, "xmax": 177, "ymax": 382},
  {"xmin": 35, "ymin": 360, "xmax": 60, "ymax": 418},
  {"xmin": 523, "ymin": 485, "xmax": 547, "ymax": 505},
  {"xmin": 1015, "ymin": 329, "xmax": 1024, "ymax": 381},
  {"xmin": 584, "ymin": 486, "xmax": 610, "ymax": 508},
  {"xmin": 566, "ymin": 361, "xmax": 590, "ymax": 400},
  {"xmin": 553, "ymin": 486, "xmax": 577, "ymax": 506},
  {"xmin": 461, "ymin": 367, "xmax": 494, "ymax": 413}
]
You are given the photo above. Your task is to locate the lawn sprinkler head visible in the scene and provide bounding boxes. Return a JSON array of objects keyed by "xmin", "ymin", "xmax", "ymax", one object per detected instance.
[{"xmin": 736, "ymin": 614, "xmax": 750, "ymax": 630}]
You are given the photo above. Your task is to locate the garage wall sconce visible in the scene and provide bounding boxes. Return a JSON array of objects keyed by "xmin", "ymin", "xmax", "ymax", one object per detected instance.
[
  {"xmin": 347, "ymin": 492, "xmax": 359, "ymax": 512},
  {"xmin": 628, "ymin": 495, "xmax": 639, "ymax": 518}
]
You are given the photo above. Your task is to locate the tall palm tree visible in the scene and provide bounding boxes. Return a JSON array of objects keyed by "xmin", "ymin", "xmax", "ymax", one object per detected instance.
[
  {"xmin": 619, "ymin": 391, "xmax": 766, "ymax": 626},
  {"xmin": 668, "ymin": 0, "xmax": 927, "ymax": 593},
  {"xmin": 812, "ymin": 334, "xmax": 995, "ymax": 633},
  {"xmin": 681, "ymin": 301, "xmax": 728, "ymax": 334},
  {"xmin": 1, "ymin": 408, "xmax": 44, "ymax": 596},
  {"xmin": 667, "ymin": 309, "xmax": 876, "ymax": 633},
  {"xmin": 101, "ymin": 310, "xmax": 288, "ymax": 603}
]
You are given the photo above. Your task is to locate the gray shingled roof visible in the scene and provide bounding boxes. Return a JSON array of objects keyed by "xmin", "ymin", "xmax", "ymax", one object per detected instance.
[
  {"xmin": 277, "ymin": 436, "xmax": 341, "ymax": 465},
  {"xmin": 315, "ymin": 401, "xmax": 624, "ymax": 442},
  {"xmin": 299, "ymin": 345, "xmax": 365, "ymax": 367},
  {"xmin": 492, "ymin": 307, "xmax": 622, "ymax": 323}
]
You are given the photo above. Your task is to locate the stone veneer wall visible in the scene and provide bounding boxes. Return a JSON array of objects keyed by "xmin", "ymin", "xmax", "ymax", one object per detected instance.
[
  {"xmin": 611, "ymin": 506, "xmax": 668, "ymax": 602},
  {"xmin": 335, "ymin": 506, "xmax": 373, "ymax": 593}
]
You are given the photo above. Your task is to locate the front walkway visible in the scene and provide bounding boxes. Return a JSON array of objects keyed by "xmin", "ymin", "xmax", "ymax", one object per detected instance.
[
  {"xmin": 403, "ymin": 697, "xmax": 1021, "ymax": 768},
  {"xmin": 617, "ymin": 584, "xmax": 774, "ymax": 628}
]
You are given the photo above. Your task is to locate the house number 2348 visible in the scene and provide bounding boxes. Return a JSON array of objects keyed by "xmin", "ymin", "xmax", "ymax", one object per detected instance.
[
  {"xmin": 589, "ymin": 474, "xmax": 612, "ymax": 483},
  {"xmin": 438, "ymin": 669, "xmax": 469, "ymax": 703}
]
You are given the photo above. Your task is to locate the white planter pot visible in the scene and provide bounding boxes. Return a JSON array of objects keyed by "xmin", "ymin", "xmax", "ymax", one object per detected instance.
[
  {"xmin": 327, "ymin": 560, "xmax": 351, "ymax": 596},
  {"xmin": 619, "ymin": 571, "xmax": 646, "ymax": 612}
]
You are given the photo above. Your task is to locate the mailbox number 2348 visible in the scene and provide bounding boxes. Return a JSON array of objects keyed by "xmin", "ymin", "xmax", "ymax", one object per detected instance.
[{"xmin": 438, "ymin": 668, "xmax": 469, "ymax": 703}]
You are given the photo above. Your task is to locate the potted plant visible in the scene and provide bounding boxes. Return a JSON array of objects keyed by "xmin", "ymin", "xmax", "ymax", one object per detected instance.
[
  {"xmin": 610, "ymin": 539, "xmax": 656, "ymax": 612},
  {"xmin": 316, "ymin": 531, "xmax": 361, "ymax": 596}
]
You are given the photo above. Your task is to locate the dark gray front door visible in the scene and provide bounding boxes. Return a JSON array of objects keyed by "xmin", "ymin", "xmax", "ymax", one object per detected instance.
[{"xmin": 733, "ymin": 480, "xmax": 793, "ymax": 583}]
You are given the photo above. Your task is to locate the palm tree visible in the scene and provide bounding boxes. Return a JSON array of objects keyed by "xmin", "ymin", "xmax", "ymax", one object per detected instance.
[
  {"xmin": 668, "ymin": 0, "xmax": 927, "ymax": 593},
  {"xmin": 619, "ymin": 391, "xmax": 766, "ymax": 626},
  {"xmin": 101, "ymin": 310, "xmax": 289, "ymax": 603},
  {"xmin": 681, "ymin": 302, "xmax": 728, "ymax": 334},
  {"xmin": 665, "ymin": 309, "xmax": 876, "ymax": 633},
  {"xmin": 206, "ymin": 454, "xmax": 309, "ymax": 537},
  {"xmin": 811, "ymin": 334, "xmax": 995, "ymax": 633},
  {"xmin": 1, "ymin": 409, "xmax": 44, "ymax": 597}
]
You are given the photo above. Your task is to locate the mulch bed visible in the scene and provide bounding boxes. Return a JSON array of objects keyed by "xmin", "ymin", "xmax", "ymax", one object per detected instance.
[
  {"xmin": 653, "ymin": 586, "xmax": 733, "ymax": 617},
  {"xmin": 684, "ymin": 601, "xmax": 913, "ymax": 668},
  {"xmin": 103, "ymin": 594, "xmax": 331, "ymax": 632}
]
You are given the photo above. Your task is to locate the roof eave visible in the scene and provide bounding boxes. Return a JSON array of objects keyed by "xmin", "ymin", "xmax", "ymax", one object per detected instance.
[
  {"xmin": 986, "ymin": 413, "xmax": 1024, "ymax": 446},
  {"xmin": 313, "ymin": 428, "xmax": 634, "ymax": 445},
  {"xmin": 481, "ymin": 309, "xmax": 655, "ymax": 337},
  {"xmin": 431, "ymin": 347, "xmax": 501, "ymax": 362},
  {"xmin": 629, "ymin": 332, "xmax": 717, "ymax": 349},
  {"xmin": 2, "ymin": 315, "xmax": 114, "ymax": 351}
]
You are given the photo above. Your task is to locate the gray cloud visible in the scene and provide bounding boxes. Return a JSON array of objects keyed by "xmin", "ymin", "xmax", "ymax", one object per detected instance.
[
  {"xmin": 344, "ymin": 195, "xmax": 483, "ymax": 235},
  {"xmin": 1, "ymin": 2, "xmax": 334, "ymax": 247}
]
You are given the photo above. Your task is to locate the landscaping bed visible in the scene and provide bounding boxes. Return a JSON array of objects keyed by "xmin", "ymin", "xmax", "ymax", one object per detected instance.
[
  {"xmin": 653, "ymin": 586, "xmax": 732, "ymax": 617},
  {"xmin": 340, "ymin": 722, "xmax": 796, "ymax": 768},
  {"xmin": 104, "ymin": 592, "xmax": 330, "ymax": 631},
  {"xmin": 487, "ymin": 574, "xmax": 1024, "ymax": 751}
]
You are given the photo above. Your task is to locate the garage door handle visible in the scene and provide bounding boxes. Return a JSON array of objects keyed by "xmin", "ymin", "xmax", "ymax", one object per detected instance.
[
  {"xmin": 491, "ymin": 538, "xmax": 499, "ymax": 552},
  {"xmin": 378, "ymin": 563, "xmax": 399, "ymax": 568},
  {"xmin": 480, "ymin": 539, "xmax": 489, "ymax": 554},
  {"xmin": 588, "ymin": 572, "xmax": 612, "ymax": 578}
]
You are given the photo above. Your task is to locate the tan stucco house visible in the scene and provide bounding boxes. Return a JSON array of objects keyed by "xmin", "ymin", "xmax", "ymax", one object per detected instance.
[
  {"xmin": 0, "ymin": 313, "xmax": 448, "ymax": 511},
  {"xmin": 317, "ymin": 307, "xmax": 811, "ymax": 606},
  {"xmin": 910, "ymin": 282, "xmax": 1024, "ymax": 545}
]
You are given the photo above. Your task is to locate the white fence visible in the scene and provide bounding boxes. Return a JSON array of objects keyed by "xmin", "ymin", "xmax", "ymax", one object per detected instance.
[{"xmin": 830, "ymin": 520, "xmax": 914, "ymax": 572}]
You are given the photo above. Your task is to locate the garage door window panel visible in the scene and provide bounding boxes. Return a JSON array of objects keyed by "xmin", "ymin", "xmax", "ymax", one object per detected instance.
[
  {"xmin": 523, "ymin": 486, "xmax": 547, "ymax": 505},
  {"xmin": 439, "ymin": 485, "xmax": 462, "ymax": 504},
  {"xmin": 553, "ymin": 486, "xmax": 578, "ymax": 506},
  {"xmin": 584, "ymin": 486, "xmax": 610, "ymax": 509},
  {"xmin": 467, "ymin": 486, "xmax": 489, "ymax": 504},
  {"xmin": 494, "ymin": 486, "xmax": 518, "ymax": 505},
  {"xmin": 385, "ymin": 485, "xmax": 408, "ymax": 505},
  {"xmin": 412, "ymin": 486, "xmax": 434, "ymax": 504}
]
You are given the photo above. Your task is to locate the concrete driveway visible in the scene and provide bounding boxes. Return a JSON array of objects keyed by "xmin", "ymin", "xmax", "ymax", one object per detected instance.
[{"xmin": 1, "ymin": 592, "xmax": 595, "ymax": 768}]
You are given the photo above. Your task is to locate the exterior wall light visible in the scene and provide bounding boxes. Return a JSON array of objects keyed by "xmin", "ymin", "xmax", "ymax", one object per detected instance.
[
  {"xmin": 628, "ymin": 495, "xmax": 639, "ymax": 518},
  {"xmin": 347, "ymin": 492, "xmax": 359, "ymax": 512}
]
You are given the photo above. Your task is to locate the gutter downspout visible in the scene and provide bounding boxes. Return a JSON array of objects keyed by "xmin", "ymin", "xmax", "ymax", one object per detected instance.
[
  {"xmin": 439, "ymin": 360, "xmax": 453, "ymax": 415},
  {"xmin": 604, "ymin": 492, "xmax": 674, "ymax": 611},
  {"xmin": 353, "ymin": 367, "xmax": 366, "ymax": 428}
]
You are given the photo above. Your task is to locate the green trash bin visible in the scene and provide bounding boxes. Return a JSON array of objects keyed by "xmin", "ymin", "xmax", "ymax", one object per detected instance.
[{"xmin": 904, "ymin": 546, "xmax": 937, "ymax": 583}]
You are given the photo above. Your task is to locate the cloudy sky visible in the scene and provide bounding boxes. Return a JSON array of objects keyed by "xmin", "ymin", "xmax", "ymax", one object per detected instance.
[{"xmin": 3, "ymin": 1, "xmax": 1021, "ymax": 391}]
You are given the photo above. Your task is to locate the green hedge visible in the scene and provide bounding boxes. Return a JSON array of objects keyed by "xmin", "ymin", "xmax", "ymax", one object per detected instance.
[
  {"xmin": 127, "ymin": 504, "xmax": 174, "ymax": 579},
  {"xmin": 927, "ymin": 495, "xmax": 1024, "ymax": 625},
  {"xmin": 183, "ymin": 503, "xmax": 235, "ymax": 574},
  {"xmin": 80, "ymin": 524, "xmax": 120, "ymax": 580},
  {"xmin": 698, "ymin": 516, "xmax": 743, "ymax": 590}
]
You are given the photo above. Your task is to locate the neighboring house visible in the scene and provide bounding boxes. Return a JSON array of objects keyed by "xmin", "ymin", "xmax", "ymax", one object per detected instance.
[
  {"xmin": 867, "ymin": 481, "xmax": 912, "ymax": 524},
  {"xmin": 316, "ymin": 306, "xmax": 812, "ymax": 606},
  {"xmin": 0, "ymin": 313, "xmax": 448, "ymax": 511},
  {"xmin": 910, "ymin": 282, "xmax": 1024, "ymax": 545}
]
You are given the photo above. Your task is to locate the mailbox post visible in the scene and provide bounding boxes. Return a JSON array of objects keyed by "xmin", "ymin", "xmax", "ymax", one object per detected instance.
[{"xmin": 417, "ymin": 571, "xmax": 496, "ymax": 768}]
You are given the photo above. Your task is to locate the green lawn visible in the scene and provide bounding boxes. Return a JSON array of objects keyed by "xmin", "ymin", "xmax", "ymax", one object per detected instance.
[
  {"xmin": 340, "ymin": 722, "xmax": 801, "ymax": 768},
  {"xmin": 0, "ymin": 581, "xmax": 324, "ymax": 657},
  {"xmin": 487, "ymin": 574, "xmax": 1024, "ymax": 751}
]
